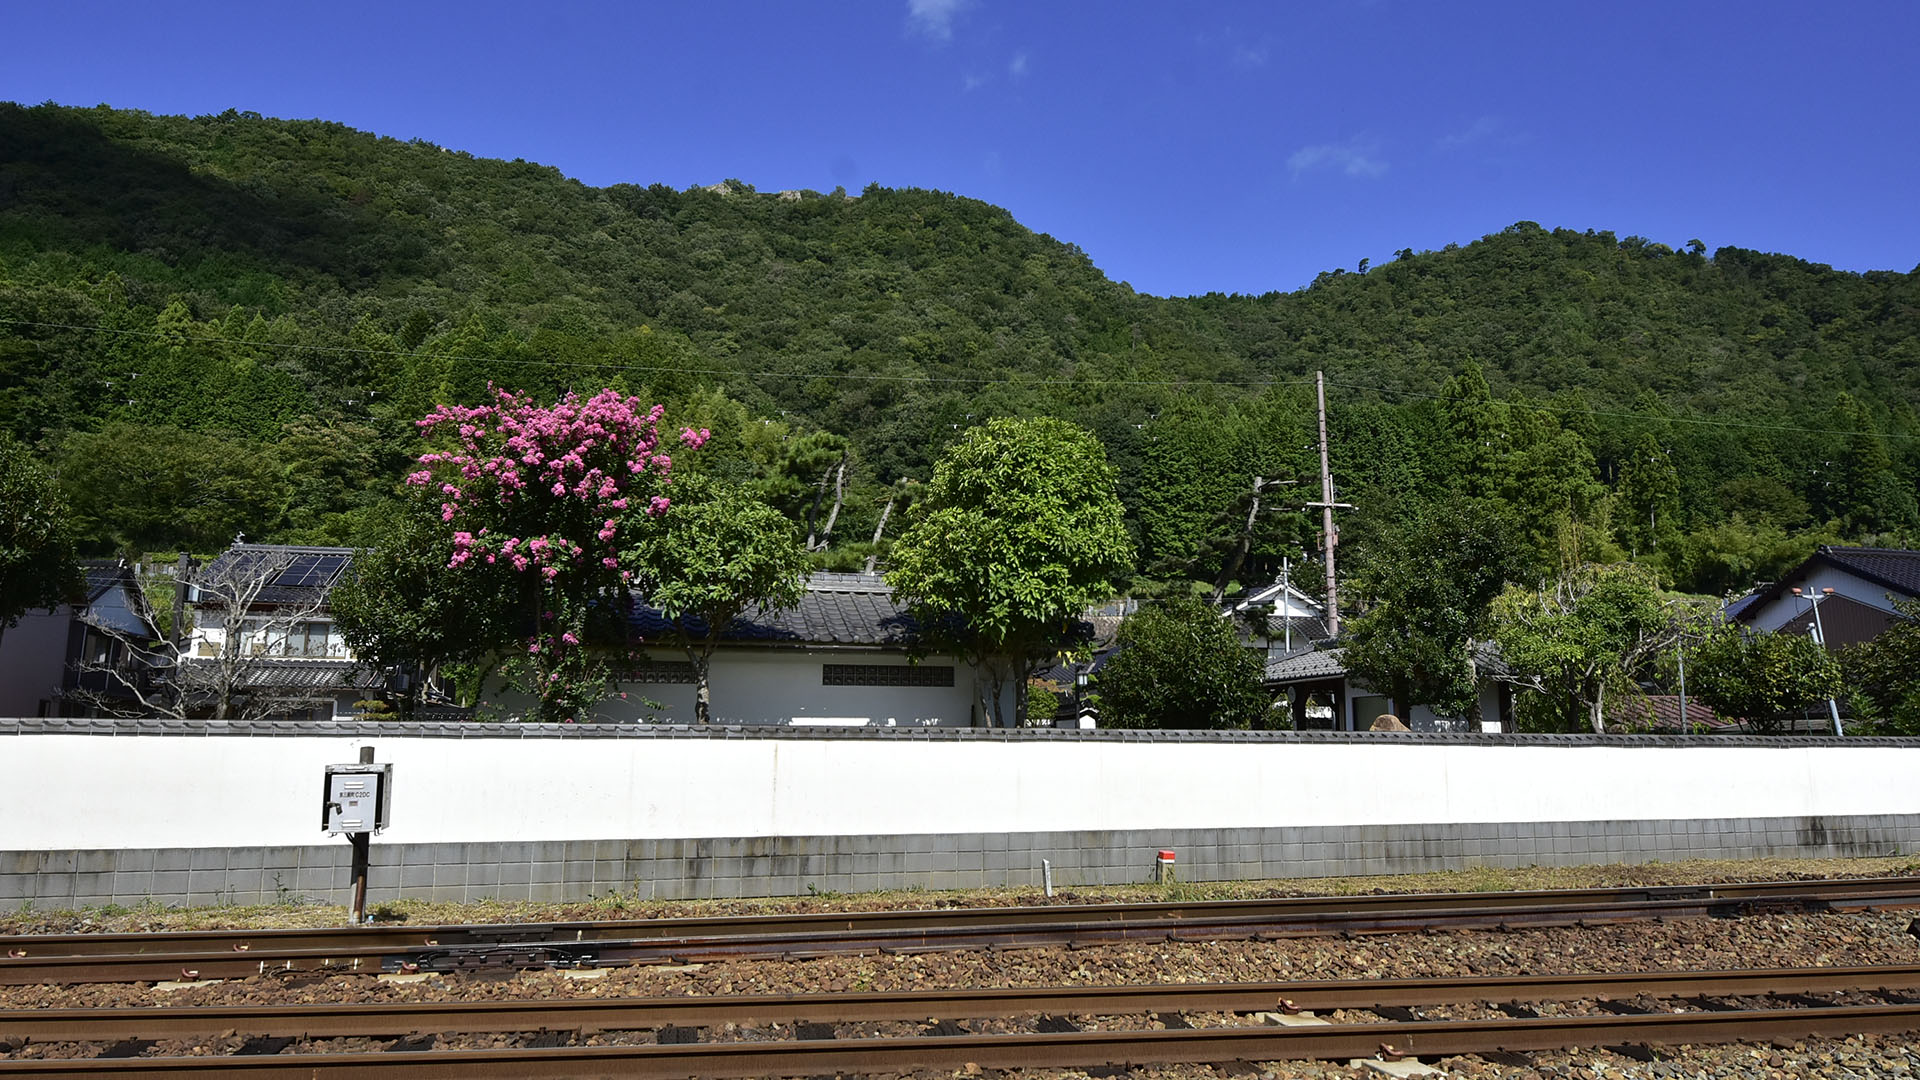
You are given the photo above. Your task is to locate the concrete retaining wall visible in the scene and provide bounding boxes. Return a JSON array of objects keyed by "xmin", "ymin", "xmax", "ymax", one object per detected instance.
[{"xmin": 3, "ymin": 719, "xmax": 1917, "ymax": 910}]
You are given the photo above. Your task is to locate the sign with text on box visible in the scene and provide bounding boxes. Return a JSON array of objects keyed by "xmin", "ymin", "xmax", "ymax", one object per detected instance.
[{"xmin": 322, "ymin": 764, "xmax": 391, "ymax": 835}]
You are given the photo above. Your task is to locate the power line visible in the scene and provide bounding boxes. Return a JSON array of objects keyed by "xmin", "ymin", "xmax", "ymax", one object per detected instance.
[
  {"xmin": 0, "ymin": 318, "xmax": 1293, "ymax": 391},
  {"xmin": 2, "ymin": 316, "xmax": 1911, "ymax": 441},
  {"xmin": 1321, "ymin": 377, "xmax": 1919, "ymax": 442}
]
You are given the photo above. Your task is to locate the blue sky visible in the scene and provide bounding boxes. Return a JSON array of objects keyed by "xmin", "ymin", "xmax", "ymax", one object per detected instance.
[{"xmin": 5, "ymin": 1, "xmax": 1916, "ymax": 297}]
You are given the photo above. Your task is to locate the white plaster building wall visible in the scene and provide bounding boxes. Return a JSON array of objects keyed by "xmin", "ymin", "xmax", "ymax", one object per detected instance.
[
  {"xmin": 490, "ymin": 649, "xmax": 982, "ymax": 726},
  {"xmin": 4, "ymin": 733, "xmax": 1917, "ymax": 852},
  {"xmin": 1744, "ymin": 565, "xmax": 1905, "ymax": 633},
  {"xmin": 0, "ymin": 611, "xmax": 68, "ymax": 716}
]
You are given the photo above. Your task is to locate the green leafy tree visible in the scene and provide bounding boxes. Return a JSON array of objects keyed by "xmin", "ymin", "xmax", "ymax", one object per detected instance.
[
  {"xmin": 1492, "ymin": 562, "xmax": 1673, "ymax": 733},
  {"xmin": 1616, "ymin": 433, "xmax": 1682, "ymax": 559},
  {"xmin": 627, "ymin": 478, "xmax": 808, "ymax": 724},
  {"xmin": 1094, "ymin": 595, "xmax": 1267, "ymax": 729},
  {"xmin": 0, "ymin": 433, "xmax": 84, "ymax": 642},
  {"xmin": 1691, "ymin": 623, "xmax": 1842, "ymax": 735},
  {"xmin": 1841, "ymin": 601, "xmax": 1920, "ymax": 735},
  {"xmin": 330, "ymin": 497, "xmax": 522, "ymax": 714},
  {"xmin": 886, "ymin": 417, "xmax": 1135, "ymax": 727},
  {"xmin": 404, "ymin": 388, "xmax": 699, "ymax": 722},
  {"xmin": 1343, "ymin": 500, "xmax": 1518, "ymax": 719},
  {"xmin": 57, "ymin": 423, "xmax": 287, "ymax": 555},
  {"xmin": 1439, "ymin": 358, "xmax": 1510, "ymax": 501}
]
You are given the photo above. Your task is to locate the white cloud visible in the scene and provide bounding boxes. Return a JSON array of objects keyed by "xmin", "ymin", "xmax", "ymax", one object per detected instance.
[
  {"xmin": 1438, "ymin": 115, "xmax": 1501, "ymax": 150},
  {"xmin": 907, "ymin": 0, "xmax": 969, "ymax": 41},
  {"xmin": 962, "ymin": 72, "xmax": 989, "ymax": 92},
  {"xmin": 1009, "ymin": 50, "xmax": 1029, "ymax": 77},
  {"xmin": 1288, "ymin": 137, "xmax": 1388, "ymax": 179},
  {"xmin": 1230, "ymin": 42, "xmax": 1269, "ymax": 68}
]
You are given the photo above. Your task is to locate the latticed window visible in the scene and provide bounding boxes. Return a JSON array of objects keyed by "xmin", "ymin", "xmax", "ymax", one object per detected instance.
[
  {"xmin": 822, "ymin": 663, "xmax": 954, "ymax": 687},
  {"xmin": 626, "ymin": 661, "xmax": 698, "ymax": 684}
]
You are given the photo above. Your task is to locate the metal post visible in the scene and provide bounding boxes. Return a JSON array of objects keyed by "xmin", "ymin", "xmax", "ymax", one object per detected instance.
[
  {"xmin": 1804, "ymin": 590, "xmax": 1845, "ymax": 737},
  {"xmin": 1675, "ymin": 637, "xmax": 1689, "ymax": 733},
  {"xmin": 351, "ymin": 745, "xmax": 373, "ymax": 923},
  {"xmin": 1276, "ymin": 557, "xmax": 1291, "ymax": 652}
]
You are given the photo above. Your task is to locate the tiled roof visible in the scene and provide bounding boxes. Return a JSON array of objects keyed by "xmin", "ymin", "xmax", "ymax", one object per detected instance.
[
  {"xmin": 1722, "ymin": 589, "xmax": 1763, "ymax": 621},
  {"xmin": 631, "ymin": 572, "xmax": 921, "ymax": 647},
  {"xmin": 189, "ymin": 658, "xmax": 383, "ymax": 692},
  {"xmin": 1264, "ymin": 645, "xmax": 1347, "ymax": 683},
  {"xmin": 1819, "ymin": 547, "xmax": 1920, "ymax": 598},
  {"xmin": 1264, "ymin": 614, "xmax": 1330, "ymax": 643},
  {"xmin": 1607, "ymin": 694, "xmax": 1736, "ymax": 733},
  {"xmin": 195, "ymin": 545, "xmax": 352, "ymax": 607},
  {"xmin": 1738, "ymin": 547, "xmax": 1920, "ymax": 623}
]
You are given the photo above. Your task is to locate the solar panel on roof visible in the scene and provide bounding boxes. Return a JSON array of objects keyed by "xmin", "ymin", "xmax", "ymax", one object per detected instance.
[{"xmin": 274, "ymin": 554, "xmax": 347, "ymax": 587}]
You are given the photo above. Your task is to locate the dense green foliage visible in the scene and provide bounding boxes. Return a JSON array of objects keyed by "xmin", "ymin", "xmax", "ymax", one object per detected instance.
[
  {"xmin": 1691, "ymin": 623, "xmax": 1843, "ymax": 735},
  {"xmin": 627, "ymin": 477, "xmax": 809, "ymax": 724},
  {"xmin": 1491, "ymin": 563, "xmax": 1675, "ymax": 733},
  {"xmin": 1841, "ymin": 601, "xmax": 1920, "ymax": 735},
  {"xmin": 886, "ymin": 417, "xmax": 1134, "ymax": 726},
  {"xmin": 0, "ymin": 432, "xmax": 84, "ymax": 636},
  {"xmin": 1094, "ymin": 595, "xmax": 1269, "ymax": 730},
  {"xmin": 1342, "ymin": 500, "xmax": 1518, "ymax": 719},
  {"xmin": 2, "ymin": 103, "xmax": 1916, "ymax": 604}
]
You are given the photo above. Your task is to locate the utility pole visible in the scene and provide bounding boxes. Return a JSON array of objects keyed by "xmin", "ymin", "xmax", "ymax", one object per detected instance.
[
  {"xmin": 1793, "ymin": 587, "xmax": 1846, "ymax": 736},
  {"xmin": 1306, "ymin": 371, "xmax": 1353, "ymax": 637}
]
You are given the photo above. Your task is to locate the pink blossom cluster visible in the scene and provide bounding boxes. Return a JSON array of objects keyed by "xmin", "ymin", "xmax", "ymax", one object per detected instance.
[{"xmin": 407, "ymin": 386, "xmax": 706, "ymax": 575}]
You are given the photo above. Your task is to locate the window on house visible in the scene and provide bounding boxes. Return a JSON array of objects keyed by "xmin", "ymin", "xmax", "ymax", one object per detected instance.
[
  {"xmin": 626, "ymin": 661, "xmax": 697, "ymax": 683},
  {"xmin": 822, "ymin": 664, "xmax": 955, "ymax": 687},
  {"xmin": 299, "ymin": 621, "xmax": 336, "ymax": 657}
]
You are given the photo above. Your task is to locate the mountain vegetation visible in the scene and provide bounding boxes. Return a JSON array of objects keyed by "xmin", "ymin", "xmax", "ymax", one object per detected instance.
[{"xmin": 3, "ymin": 101, "xmax": 1917, "ymax": 608}]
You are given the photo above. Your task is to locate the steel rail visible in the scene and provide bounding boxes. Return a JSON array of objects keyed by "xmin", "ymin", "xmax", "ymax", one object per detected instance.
[
  {"xmin": 5, "ymin": 877, "xmax": 1918, "ymax": 986},
  {"xmin": 2, "ymin": 1003, "xmax": 1917, "ymax": 1077},
  {"xmin": 4, "ymin": 963, "xmax": 1920, "ymax": 1042},
  {"xmin": 5, "ymin": 874, "xmax": 1914, "ymax": 959}
]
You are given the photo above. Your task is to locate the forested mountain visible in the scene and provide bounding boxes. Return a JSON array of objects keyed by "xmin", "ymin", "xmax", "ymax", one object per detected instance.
[{"xmin": 3, "ymin": 102, "xmax": 1916, "ymax": 596}]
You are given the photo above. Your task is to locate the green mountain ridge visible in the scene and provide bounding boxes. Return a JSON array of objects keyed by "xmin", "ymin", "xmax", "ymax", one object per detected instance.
[{"xmin": 2, "ymin": 102, "xmax": 1915, "ymax": 591}]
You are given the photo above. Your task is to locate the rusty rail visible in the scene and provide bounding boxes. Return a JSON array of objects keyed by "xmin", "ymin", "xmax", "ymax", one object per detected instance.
[
  {"xmin": 2, "ymin": 963, "xmax": 1919, "ymax": 1042},
  {"xmin": 1, "ymin": 1003, "xmax": 1916, "ymax": 1076},
  {"xmin": 5, "ymin": 876, "xmax": 1918, "ymax": 985},
  {"xmin": 7, "ymin": 874, "xmax": 1915, "ymax": 957}
]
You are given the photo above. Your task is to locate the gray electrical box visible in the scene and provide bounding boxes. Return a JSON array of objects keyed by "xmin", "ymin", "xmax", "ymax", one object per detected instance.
[{"xmin": 322, "ymin": 763, "xmax": 392, "ymax": 835}]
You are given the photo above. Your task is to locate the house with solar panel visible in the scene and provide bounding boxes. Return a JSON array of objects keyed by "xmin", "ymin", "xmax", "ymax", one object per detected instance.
[{"xmin": 179, "ymin": 544, "xmax": 380, "ymax": 721}]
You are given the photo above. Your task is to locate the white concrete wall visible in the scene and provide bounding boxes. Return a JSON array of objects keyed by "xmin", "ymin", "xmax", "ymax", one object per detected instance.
[
  {"xmin": 4, "ymin": 733, "xmax": 1918, "ymax": 852},
  {"xmin": 492, "ymin": 649, "xmax": 983, "ymax": 726}
]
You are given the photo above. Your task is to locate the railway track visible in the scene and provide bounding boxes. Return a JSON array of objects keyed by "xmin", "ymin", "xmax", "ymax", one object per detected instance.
[
  {"xmin": 2, "ymin": 964, "xmax": 1918, "ymax": 1076},
  {"xmin": 6, "ymin": 875, "xmax": 1918, "ymax": 985}
]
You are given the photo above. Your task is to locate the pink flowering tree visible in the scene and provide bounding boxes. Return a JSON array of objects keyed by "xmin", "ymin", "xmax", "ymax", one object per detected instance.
[{"xmin": 406, "ymin": 386, "xmax": 710, "ymax": 721}]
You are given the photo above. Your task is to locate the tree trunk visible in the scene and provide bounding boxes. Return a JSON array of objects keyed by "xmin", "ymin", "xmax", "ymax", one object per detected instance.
[
  {"xmin": 815, "ymin": 461, "xmax": 846, "ymax": 551},
  {"xmin": 863, "ymin": 495, "xmax": 897, "ymax": 573},
  {"xmin": 689, "ymin": 649, "xmax": 712, "ymax": 725},
  {"xmin": 1212, "ymin": 476, "xmax": 1263, "ymax": 604}
]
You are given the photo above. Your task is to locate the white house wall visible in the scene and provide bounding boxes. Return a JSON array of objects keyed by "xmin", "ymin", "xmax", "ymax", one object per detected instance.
[
  {"xmin": 1744, "ymin": 564, "xmax": 1905, "ymax": 633},
  {"xmin": 491, "ymin": 649, "xmax": 984, "ymax": 726},
  {"xmin": 0, "ymin": 612, "xmax": 68, "ymax": 716}
]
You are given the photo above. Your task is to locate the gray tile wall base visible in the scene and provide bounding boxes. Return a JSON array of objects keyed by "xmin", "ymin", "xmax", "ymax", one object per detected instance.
[{"xmin": 4, "ymin": 814, "xmax": 1915, "ymax": 910}]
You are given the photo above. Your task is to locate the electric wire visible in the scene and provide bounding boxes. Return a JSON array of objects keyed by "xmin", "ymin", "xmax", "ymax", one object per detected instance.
[{"xmin": 2, "ymin": 317, "xmax": 1912, "ymax": 441}]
